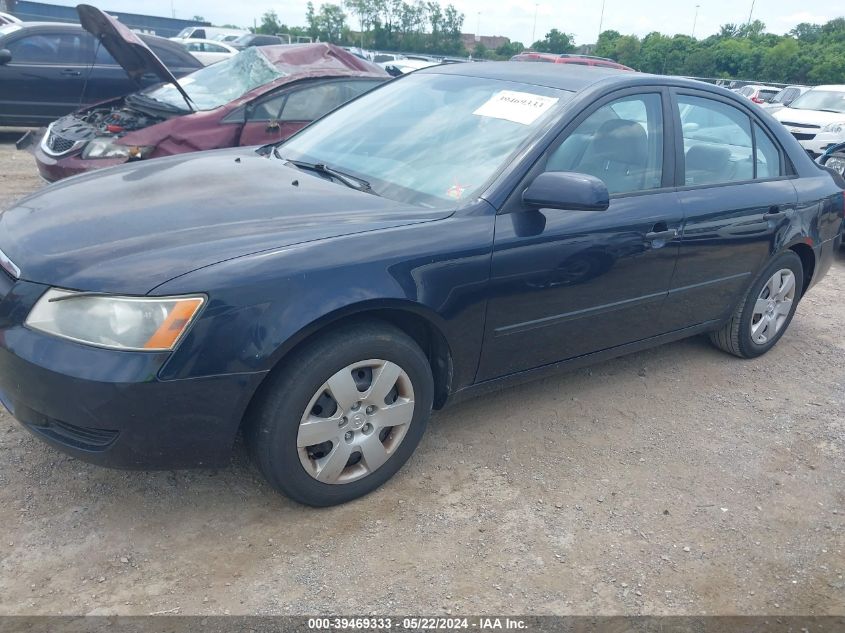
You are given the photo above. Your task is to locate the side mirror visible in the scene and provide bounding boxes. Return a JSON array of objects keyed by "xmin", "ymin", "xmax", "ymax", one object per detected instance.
[
  {"xmin": 522, "ymin": 171, "xmax": 609, "ymax": 212},
  {"xmin": 0, "ymin": 49, "xmax": 11, "ymax": 66}
]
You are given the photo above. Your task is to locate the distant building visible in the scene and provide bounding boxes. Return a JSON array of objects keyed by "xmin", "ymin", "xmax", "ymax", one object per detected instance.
[
  {"xmin": 461, "ymin": 33, "xmax": 510, "ymax": 51},
  {"xmin": 11, "ymin": 0, "xmax": 209, "ymax": 37}
]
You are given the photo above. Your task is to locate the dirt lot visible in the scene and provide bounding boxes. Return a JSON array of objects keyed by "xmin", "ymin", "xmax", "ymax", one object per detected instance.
[{"xmin": 0, "ymin": 133, "xmax": 843, "ymax": 616}]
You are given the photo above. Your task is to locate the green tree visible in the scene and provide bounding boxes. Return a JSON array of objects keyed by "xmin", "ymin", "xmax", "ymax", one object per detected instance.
[
  {"xmin": 531, "ymin": 28, "xmax": 574, "ymax": 54},
  {"xmin": 256, "ymin": 10, "xmax": 282, "ymax": 35}
]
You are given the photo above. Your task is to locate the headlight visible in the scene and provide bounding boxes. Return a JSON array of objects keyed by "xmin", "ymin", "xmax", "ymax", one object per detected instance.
[
  {"xmin": 81, "ymin": 138, "xmax": 153, "ymax": 160},
  {"xmin": 821, "ymin": 122, "xmax": 845, "ymax": 134},
  {"xmin": 25, "ymin": 289, "xmax": 205, "ymax": 351},
  {"xmin": 826, "ymin": 155, "xmax": 845, "ymax": 176}
]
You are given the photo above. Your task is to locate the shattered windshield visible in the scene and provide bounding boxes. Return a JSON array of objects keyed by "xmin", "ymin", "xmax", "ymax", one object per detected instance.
[{"xmin": 141, "ymin": 47, "xmax": 286, "ymax": 111}]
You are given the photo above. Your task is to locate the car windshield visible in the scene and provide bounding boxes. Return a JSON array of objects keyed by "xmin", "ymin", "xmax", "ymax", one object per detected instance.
[
  {"xmin": 789, "ymin": 89, "xmax": 845, "ymax": 113},
  {"xmin": 278, "ymin": 73, "xmax": 572, "ymax": 207},
  {"xmin": 140, "ymin": 47, "xmax": 285, "ymax": 111}
]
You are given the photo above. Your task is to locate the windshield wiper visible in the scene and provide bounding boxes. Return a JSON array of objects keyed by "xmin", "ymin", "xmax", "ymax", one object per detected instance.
[{"xmin": 275, "ymin": 150, "xmax": 374, "ymax": 194}]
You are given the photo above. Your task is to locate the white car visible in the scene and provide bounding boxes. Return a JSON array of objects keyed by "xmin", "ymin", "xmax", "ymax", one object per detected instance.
[
  {"xmin": 172, "ymin": 26, "xmax": 248, "ymax": 42},
  {"xmin": 772, "ymin": 85, "xmax": 845, "ymax": 156},
  {"xmin": 177, "ymin": 38, "xmax": 238, "ymax": 66},
  {"xmin": 762, "ymin": 85, "xmax": 810, "ymax": 111},
  {"xmin": 0, "ymin": 12, "xmax": 21, "ymax": 25}
]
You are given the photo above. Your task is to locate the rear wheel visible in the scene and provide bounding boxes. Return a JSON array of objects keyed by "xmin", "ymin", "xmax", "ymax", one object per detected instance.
[
  {"xmin": 709, "ymin": 251, "xmax": 803, "ymax": 358},
  {"xmin": 246, "ymin": 320, "xmax": 433, "ymax": 506}
]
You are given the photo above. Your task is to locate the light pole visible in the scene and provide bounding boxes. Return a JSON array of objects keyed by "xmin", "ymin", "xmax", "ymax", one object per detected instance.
[
  {"xmin": 597, "ymin": 0, "xmax": 607, "ymax": 42},
  {"xmin": 692, "ymin": 4, "xmax": 700, "ymax": 37},
  {"xmin": 531, "ymin": 3, "xmax": 538, "ymax": 46},
  {"xmin": 476, "ymin": 11, "xmax": 481, "ymax": 40},
  {"xmin": 747, "ymin": 0, "xmax": 756, "ymax": 24}
]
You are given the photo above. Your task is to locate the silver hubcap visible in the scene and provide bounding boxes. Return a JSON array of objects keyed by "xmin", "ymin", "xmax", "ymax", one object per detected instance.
[
  {"xmin": 297, "ymin": 359, "xmax": 414, "ymax": 484},
  {"xmin": 750, "ymin": 269, "xmax": 796, "ymax": 345}
]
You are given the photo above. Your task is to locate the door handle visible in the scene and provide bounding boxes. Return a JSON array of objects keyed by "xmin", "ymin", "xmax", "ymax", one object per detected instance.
[
  {"xmin": 645, "ymin": 221, "xmax": 679, "ymax": 242},
  {"xmin": 764, "ymin": 205, "xmax": 786, "ymax": 220},
  {"xmin": 60, "ymin": 69, "xmax": 81, "ymax": 76}
]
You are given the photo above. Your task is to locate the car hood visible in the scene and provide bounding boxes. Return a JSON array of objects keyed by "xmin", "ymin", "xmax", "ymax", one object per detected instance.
[
  {"xmin": 0, "ymin": 148, "xmax": 452, "ymax": 295},
  {"xmin": 773, "ymin": 107, "xmax": 845, "ymax": 126},
  {"xmin": 77, "ymin": 4, "xmax": 193, "ymax": 109}
]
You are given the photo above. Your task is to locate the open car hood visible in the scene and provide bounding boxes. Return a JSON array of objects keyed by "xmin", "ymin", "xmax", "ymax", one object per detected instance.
[{"xmin": 76, "ymin": 4, "xmax": 193, "ymax": 109}]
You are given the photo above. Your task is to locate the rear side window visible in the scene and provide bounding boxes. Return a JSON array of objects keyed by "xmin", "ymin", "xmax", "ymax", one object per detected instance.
[
  {"xmin": 545, "ymin": 93, "xmax": 664, "ymax": 195},
  {"xmin": 678, "ymin": 95, "xmax": 754, "ymax": 185},
  {"xmin": 754, "ymin": 122, "xmax": 782, "ymax": 179},
  {"xmin": 7, "ymin": 32, "xmax": 87, "ymax": 64}
]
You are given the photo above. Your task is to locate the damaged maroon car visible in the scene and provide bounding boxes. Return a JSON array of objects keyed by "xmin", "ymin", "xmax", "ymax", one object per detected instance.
[{"xmin": 34, "ymin": 7, "xmax": 386, "ymax": 182}]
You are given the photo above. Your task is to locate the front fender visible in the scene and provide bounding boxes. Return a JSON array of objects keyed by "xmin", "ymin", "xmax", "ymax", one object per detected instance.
[{"xmin": 152, "ymin": 212, "xmax": 495, "ymax": 392}]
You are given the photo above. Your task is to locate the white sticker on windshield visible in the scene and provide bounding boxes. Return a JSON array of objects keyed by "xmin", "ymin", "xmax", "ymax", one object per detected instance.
[{"xmin": 473, "ymin": 90, "xmax": 559, "ymax": 125}]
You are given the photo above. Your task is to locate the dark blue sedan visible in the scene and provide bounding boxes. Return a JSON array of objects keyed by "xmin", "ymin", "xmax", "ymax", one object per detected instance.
[{"xmin": 0, "ymin": 63, "xmax": 842, "ymax": 506}]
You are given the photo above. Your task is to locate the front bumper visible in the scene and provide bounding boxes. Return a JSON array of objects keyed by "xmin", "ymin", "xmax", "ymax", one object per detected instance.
[
  {"xmin": 0, "ymin": 280, "xmax": 266, "ymax": 468},
  {"xmin": 34, "ymin": 144, "xmax": 127, "ymax": 183},
  {"xmin": 795, "ymin": 131, "xmax": 845, "ymax": 157}
]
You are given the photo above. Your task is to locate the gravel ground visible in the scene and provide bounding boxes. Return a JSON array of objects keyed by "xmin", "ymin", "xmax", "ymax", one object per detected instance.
[{"xmin": 0, "ymin": 134, "xmax": 843, "ymax": 616}]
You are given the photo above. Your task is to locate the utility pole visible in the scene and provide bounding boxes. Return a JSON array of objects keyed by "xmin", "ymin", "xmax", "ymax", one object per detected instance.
[
  {"xmin": 692, "ymin": 4, "xmax": 700, "ymax": 37},
  {"xmin": 747, "ymin": 0, "xmax": 756, "ymax": 24},
  {"xmin": 597, "ymin": 0, "xmax": 606, "ymax": 42},
  {"xmin": 531, "ymin": 3, "xmax": 538, "ymax": 45}
]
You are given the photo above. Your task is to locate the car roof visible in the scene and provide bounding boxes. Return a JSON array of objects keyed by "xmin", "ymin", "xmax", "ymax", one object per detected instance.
[
  {"xmin": 419, "ymin": 60, "xmax": 630, "ymax": 91},
  {"xmin": 3, "ymin": 21, "xmax": 176, "ymax": 44},
  {"xmin": 813, "ymin": 85, "xmax": 845, "ymax": 91},
  {"xmin": 258, "ymin": 43, "xmax": 386, "ymax": 77},
  {"xmin": 418, "ymin": 61, "xmax": 757, "ymax": 104}
]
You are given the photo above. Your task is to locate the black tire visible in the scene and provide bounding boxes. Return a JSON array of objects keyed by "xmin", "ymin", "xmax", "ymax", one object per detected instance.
[
  {"xmin": 246, "ymin": 320, "xmax": 433, "ymax": 507},
  {"xmin": 709, "ymin": 251, "xmax": 804, "ymax": 359}
]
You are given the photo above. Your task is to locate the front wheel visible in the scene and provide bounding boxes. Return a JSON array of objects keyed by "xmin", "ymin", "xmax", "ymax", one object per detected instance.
[
  {"xmin": 246, "ymin": 320, "xmax": 433, "ymax": 507},
  {"xmin": 709, "ymin": 251, "xmax": 803, "ymax": 358}
]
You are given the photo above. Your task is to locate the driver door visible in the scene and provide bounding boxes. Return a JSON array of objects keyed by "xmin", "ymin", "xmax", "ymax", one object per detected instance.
[{"xmin": 477, "ymin": 90, "xmax": 685, "ymax": 381}]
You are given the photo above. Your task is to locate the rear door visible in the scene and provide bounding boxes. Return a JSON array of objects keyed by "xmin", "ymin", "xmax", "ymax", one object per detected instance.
[
  {"xmin": 660, "ymin": 89, "xmax": 798, "ymax": 332},
  {"xmin": 0, "ymin": 29, "xmax": 91, "ymax": 125}
]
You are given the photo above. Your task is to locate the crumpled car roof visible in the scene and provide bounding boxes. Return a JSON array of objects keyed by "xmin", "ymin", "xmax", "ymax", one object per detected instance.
[{"xmin": 259, "ymin": 43, "xmax": 386, "ymax": 76}]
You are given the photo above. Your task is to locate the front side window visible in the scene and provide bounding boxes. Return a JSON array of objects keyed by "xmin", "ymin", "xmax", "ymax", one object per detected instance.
[
  {"xmin": 7, "ymin": 32, "xmax": 86, "ymax": 64},
  {"xmin": 281, "ymin": 81, "xmax": 380, "ymax": 121},
  {"xmin": 544, "ymin": 93, "xmax": 664, "ymax": 194},
  {"xmin": 279, "ymin": 73, "xmax": 572, "ymax": 207},
  {"xmin": 678, "ymin": 95, "xmax": 754, "ymax": 185}
]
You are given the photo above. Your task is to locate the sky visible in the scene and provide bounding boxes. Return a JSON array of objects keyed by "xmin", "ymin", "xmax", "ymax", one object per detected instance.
[{"xmin": 42, "ymin": 0, "xmax": 840, "ymax": 45}]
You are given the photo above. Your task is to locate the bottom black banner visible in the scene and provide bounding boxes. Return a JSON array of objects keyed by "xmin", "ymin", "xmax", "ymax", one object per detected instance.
[{"xmin": 0, "ymin": 616, "xmax": 842, "ymax": 633}]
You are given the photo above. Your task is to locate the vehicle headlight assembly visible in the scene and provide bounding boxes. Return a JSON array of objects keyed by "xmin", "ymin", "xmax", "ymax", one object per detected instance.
[
  {"xmin": 826, "ymin": 155, "xmax": 845, "ymax": 176},
  {"xmin": 81, "ymin": 138, "xmax": 153, "ymax": 160},
  {"xmin": 821, "ymin": 122, "xmax": 845, "ymax": 135},
  {"xmin": 25, "ymin": 289, "xmax": 205, "ymax": 351}
]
